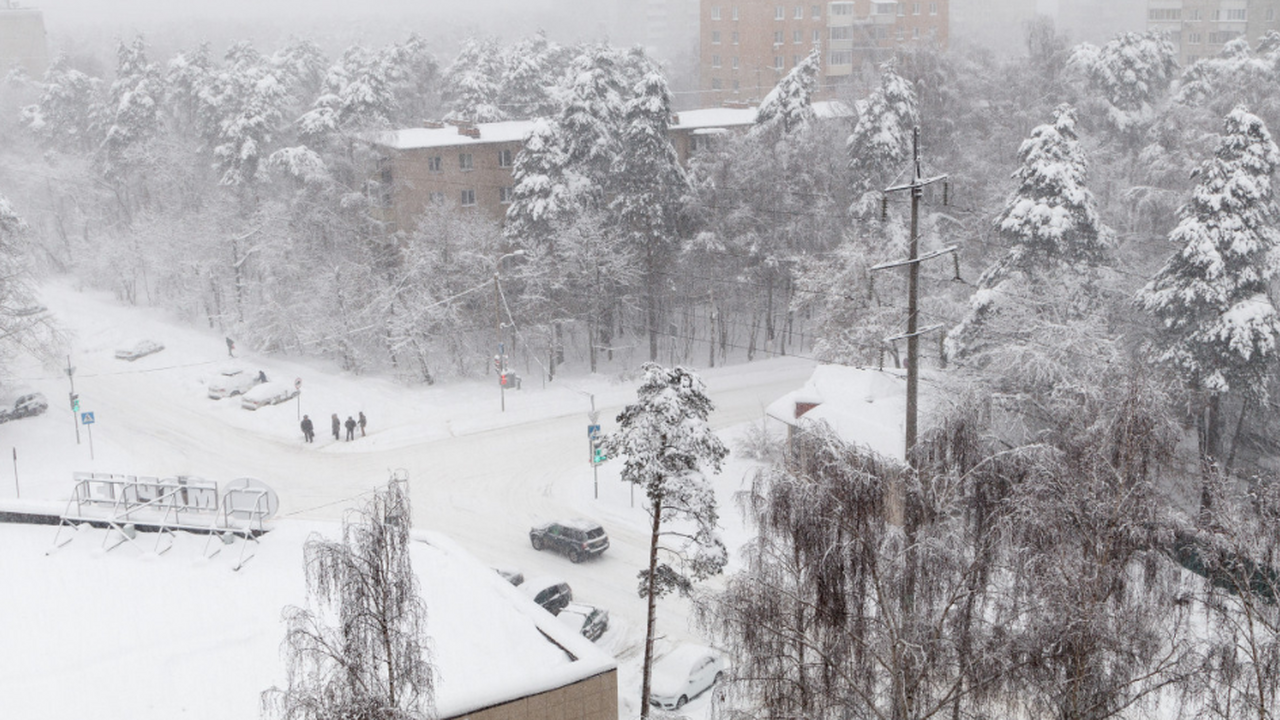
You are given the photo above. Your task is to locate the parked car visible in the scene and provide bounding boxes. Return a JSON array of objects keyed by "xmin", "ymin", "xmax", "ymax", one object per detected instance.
[
  {"xmin": 0, "ymin": 392, "xmax": 48, "ymax": 423},
  {"xmin": 556, "ymin": 602, "xmax": 609, "ymax": 642},
  {"xmin": 207, "ymin": 367, "xmax": 265, "ymax": 399},
  {"xmin": 520, "ymin": 576, "xmax": 572, "ymax": 616},
  {"xmin": 115, "ymin": 340, "xmax": 164, "ymax": 361},
  {"xmin": 529, "ymin": 519, "xmax": 609, "ymax": 563},
  {"xmin": 648, "ymin": 644, "xmax": 727, "ymax": 711},
  {"xmin": 240, "ymin": 381, "xmax": 299, "ymax": 410},
  {"xmin": 494, "ymin": 567, "xmax": 524, "ymax": 586}
]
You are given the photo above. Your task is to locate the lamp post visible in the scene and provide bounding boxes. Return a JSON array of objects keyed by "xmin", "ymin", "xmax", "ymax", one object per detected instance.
[{"xmin": 494, "ymin": 250, "xmax": 524, "ymax": 412}]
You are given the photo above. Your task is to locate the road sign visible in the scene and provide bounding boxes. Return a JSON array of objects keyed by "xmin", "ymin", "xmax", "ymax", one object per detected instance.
[
  {"xmin": 588, "ymin": 410, "xmax": 600, "ymax": 425},
  {"xmin": 294, "ymin": 377, "xmax": 302, "ymax": 390},
  {"xmin": 588, "ymin": 424, "xmax": 600, "ymax": 437},
  {"xmin": 80, "ymin": 411, "xmax": 95, "ymax": 425}
]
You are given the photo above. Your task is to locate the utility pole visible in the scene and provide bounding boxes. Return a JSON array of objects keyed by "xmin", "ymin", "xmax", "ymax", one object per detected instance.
[
  {"xmin": 495, "ymin": 271, "xmax": 505, "ymax": 413},
  {"xmin": 873, "ymin": 128, "xmax": 955, "ymax": 522},
  {"xmin": 65, "ymin": 355, "xmax": 80, "ymax": 445}
]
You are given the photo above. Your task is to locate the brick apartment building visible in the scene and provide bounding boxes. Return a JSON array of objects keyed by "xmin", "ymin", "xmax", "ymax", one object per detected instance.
[
  {"xmin": 1148, "ymin": 0, "xmax": 1280, "ymax": 64},
  {"xmin": 698, "ymin": 0, "xmax": 949, "ymax": 105}
]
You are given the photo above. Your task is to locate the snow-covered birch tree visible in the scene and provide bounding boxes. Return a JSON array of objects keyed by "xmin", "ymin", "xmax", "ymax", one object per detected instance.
[
  {"xmin": 1137, "ymin": 106, "xmax": 1280, "ymax": 475},
  {"xmin": 601, "ymin": 364, "xmax": 728, "ymax": 720}
]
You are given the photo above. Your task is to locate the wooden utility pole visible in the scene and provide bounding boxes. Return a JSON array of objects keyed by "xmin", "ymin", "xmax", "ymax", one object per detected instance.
[{"xmin": 872, "ymin": 128, "xmax": 955, "ymax": 522}]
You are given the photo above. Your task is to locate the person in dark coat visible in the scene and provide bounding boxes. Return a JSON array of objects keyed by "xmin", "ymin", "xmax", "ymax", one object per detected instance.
[
  {"xmin": 226, "ymin": 337, "xmax": 235, "ymax": 357},
  {"xmin": 300, "ymin": 415, "xmax": 314, "ymax": 443},
  {"xmin": 331, "ymin": 413, "xmax": 341, "ymax": 440},
  {"xmin": 344, "ymin": 415, "xmax": 357, "ymax": 441},
  {"xmin": 358, "ymin": 411, "xmax": 367, "ymax": 437},
  {"xmin": 257, "ymin": 370, "xmax": 268, "ymax": 383}
]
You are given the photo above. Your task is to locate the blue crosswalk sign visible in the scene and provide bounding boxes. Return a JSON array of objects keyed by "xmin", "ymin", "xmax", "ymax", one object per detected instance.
[{"xmin": 80, "ymin": 412, "xmax": 95, "ymax": 425}]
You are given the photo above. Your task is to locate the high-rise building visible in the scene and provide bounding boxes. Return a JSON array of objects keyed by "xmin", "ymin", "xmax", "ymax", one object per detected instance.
[
  {"xmin": 0, "ymin": 2, "xmax": 48, "ymax": 78},
  {"xmin": 1148, "ymin": 0, "xmax": 1280, "ymax": 64},
  {"xmin": 699, "ymin": 0, "xmax": 950, "ymax": 105}
]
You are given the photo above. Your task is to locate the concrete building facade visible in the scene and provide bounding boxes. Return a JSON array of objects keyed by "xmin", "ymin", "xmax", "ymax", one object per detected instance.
[
  {"xmin": 698, "ymin": 0, "xmax": 949, "ymax": 105},
  {"xmin": 0, "ymin": 4, "xmax": 48, "ymax": 78},
  {"xmin": 1148, "ymin": 0, "xmax": 1280, "ymax": 64}
]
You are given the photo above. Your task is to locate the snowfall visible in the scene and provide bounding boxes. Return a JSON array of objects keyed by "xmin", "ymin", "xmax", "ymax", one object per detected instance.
[{"xmin": 0, "ymin": 279, "xmax": 910, "ymax": 720}]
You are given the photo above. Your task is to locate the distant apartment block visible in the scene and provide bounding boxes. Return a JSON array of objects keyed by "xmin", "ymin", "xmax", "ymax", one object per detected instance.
[
  {"xmin": 1148, "ymin": 0, "xmax": 1280, "ymax": 64},
  {"xmin": 949, "ymin": 0, "xmax": 1041, "ymax": 53},
  {"xmin": 699, "ymin": 0, "xmax": 950, "ymax": 105},
  {"xmin": 0, "ymin": 2, "xmax": 48, "ymax": 78},
  {"xmin": 610, "ymin": 0, "xmax": 702, "ymax": 64}
]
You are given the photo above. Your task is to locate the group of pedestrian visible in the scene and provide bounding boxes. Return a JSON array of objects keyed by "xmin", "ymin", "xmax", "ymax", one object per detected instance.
[{"xmin": 300, "ymin": 410, "xmax": 365, "ymax": 443}]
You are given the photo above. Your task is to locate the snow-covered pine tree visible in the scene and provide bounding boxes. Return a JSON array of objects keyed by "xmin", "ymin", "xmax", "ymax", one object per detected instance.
[
  {"xmin": 754, "ymin": 47, "xmax": 820, "ymax": 137},
  {"xmin": 1071, "ymin": 31, "xmax": 1178, "ymax": 140},
  {"xmin": 441, "ymin": 36, "xmax": 506, "ymax": 124},
  {"xmin": 26, "ymin": 55, "xmax": 102, "ymax": 152},
  {"xmin": 601, "ymin": 364, "xmax": 728, "ymax": 720},
  {"xmin": 1137, "ymin": 106, "xmax": 1280, "ymax": 465},
  {"xmin": 208, "ymin": 42, "xmax": 287, "ymax": 189},
  {"xmin": 499, "ymin": 32, "xmax": 561, "ymax": 120},
  {"xmin": 263, "ymin": 475, "xmax": 434, "ymax": 720},
  {"xmin": 558, "ymin": 45, "xmax": 628, "ymax": 203},
  {"xmin": 270, "ymin": 39, "xmax": 329, "ymax": 117},
  {"xmin": 847, "ymin": 60, "xmax": 919, "ymax": 216},
  {"xmin": 384, "ymin": 34, "xmax": 438, "ymax": 128},
  {"xmin": 299, "ymin": 45, "xmax": 399, "ymax": 144},
  {"xmin": 98, "ymin": 36, "xmax": 163, "ymax": 185},
  {"xmin": 611, "ymin": 71, "xmax": 686, "ymax": 361},
  {"xmin": 503, "ymin": 118, "xmax": 573, "ymax": 248}
]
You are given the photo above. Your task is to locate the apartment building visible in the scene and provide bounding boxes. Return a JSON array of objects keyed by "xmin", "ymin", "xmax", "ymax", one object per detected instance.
[
  {"xmin": 1148, "ymin": 0, "xmax": 1280, "ymax": 64},
  {"xmin": 699, "ymin": 0, "xmax": 949, "ymax": 105},
  {"xmin": 610, "ymin": 0, "xmax": 702, "ymax": 64},
  {"xmin": 0, "ymin": 2, "xmax": 48, "ymax": 78}
]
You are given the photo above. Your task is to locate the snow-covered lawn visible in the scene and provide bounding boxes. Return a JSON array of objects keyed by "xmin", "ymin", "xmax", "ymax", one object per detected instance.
[{"xmin": 0, "ymin": 280, "xmax": 912, "ymax": 719}]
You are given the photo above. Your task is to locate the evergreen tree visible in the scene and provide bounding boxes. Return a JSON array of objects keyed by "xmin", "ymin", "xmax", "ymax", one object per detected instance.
[
  {"xmin": 271, "ymin": 39, "xmax": 329, "ymax": 116},
  {"xmin": 26, "ymin": 55, "xmax": 102, "ymax": 152},
  {"xmin": 558, "ymin": 45, "xmax": 628, "ymax": 203},
  {"xmin": 503, "ymin": 118, "xmax": 573, "ymax": 247},
  {"xmin": 98, "ymin": 36, "xmax": 163, "ymax": 184},
  {"xmin": 499, "ymin": 32, "xmax": 561, "ymax": 120},
  {"xmin": 601, "ymin": 364, "xmax": 728, "ymax": 720},
  {"xmin": 208, "ymin": 42, "xmax": 287, "ymax": 188},
  {"xmin": 754, "ymin": 47, "xmax": 820, "ymax": 137},
  {"xmin": 1071, "ymin": 31, "xmax": 1178, "ymax": 139},
  {"xmin": 299, "ymin": 45, "xmax": 399, "ymax": 143},
  {"xmin": 441, "ymin": 36, "xmax": 506, "ymax": 123},
  {"xmin": 1137, "ymin": 106, "xmax": 1280, "ymax": 464},
  {"xmin": 611, "ymin": 71, "xmax": 686, "ymax": 361},
  {"xmin": 847, "ymin": 61, "xmax": 918, "ymax": 215}
]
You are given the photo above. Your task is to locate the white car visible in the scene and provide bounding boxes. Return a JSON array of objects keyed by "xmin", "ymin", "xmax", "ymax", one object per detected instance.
[
  {"xmin": 207, "ymin": 367, "xmax": 265, "ymax": 399},
  {"xmin": 240, "ymin": 381, "xmax": 299, "ymax": 410},
  {"xmin": 648, "ymin": 644, "xmax": 727, "ymax": 711},
  {"xmin": 114, "ymin": 340, "xmax": 164, "ymax": 361}
]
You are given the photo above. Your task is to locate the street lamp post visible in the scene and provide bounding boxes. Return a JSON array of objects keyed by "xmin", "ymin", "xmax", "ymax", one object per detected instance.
[{"xmin": 494, "ymin": 250, "xmax": 524, "ymax": 412}]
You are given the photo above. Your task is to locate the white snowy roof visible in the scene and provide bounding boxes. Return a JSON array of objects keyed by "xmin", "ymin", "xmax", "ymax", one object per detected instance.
[
  {"xmin": 369, "ymin": 100, "xmax": 853, "ymax": 151},
  {"xmin": 764, "ymin": 364, "xmax": 910, "ymax": 461}
]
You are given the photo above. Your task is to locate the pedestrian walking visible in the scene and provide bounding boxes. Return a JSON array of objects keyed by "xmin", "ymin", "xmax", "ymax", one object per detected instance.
[
  {"xmin": 226, "ymin": 337, "xmax": 235, "ymax": 357},
  {"xmin": 300, "ymin": 414, "xmax": 314, "ymax": 443},
  {"xmin": 344, "ymin": 415, "xmax": 357, "ymax": 441},
  {"xmin": 358, "ymin": 411, "xmax": 367, "ymax": 437},
  {"xmin": 331, "ymin": 413, "xmax": 341, "ymax": 440}
]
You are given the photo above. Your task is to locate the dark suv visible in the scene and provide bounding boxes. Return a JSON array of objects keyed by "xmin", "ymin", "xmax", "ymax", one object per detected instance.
[{"xmin": 530, "ymin": 519, "xmax": 609, "ymax": 563}]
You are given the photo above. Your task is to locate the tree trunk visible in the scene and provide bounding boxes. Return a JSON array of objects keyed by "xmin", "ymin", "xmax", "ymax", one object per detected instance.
[{"xmin": 640, "ymin": 494, "xmax": 663, "ymax": 720}]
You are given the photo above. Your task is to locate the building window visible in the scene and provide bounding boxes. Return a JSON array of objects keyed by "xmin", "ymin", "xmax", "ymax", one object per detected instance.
[
  {"xmin": 830, "ymin": 1, "xmax": 853, "ymax": 16},
  {"xmin": 913, "ymin": 26, "xmax": 920, "ymax": 39},
  {"xmin": 776, "ymin": 6, "xmax": 785, "ymax": 19},
  {"xmin": 460, "ymin": 189, "xmax": 475, "ymax": 206},
  {"xmin": 775, "ymin": 55, "xmax": 785, "ymax": 69},
  {"xmin": 1268, "ymin": 7, "xmax": 1275, "ymax": 21},
  {"xmin": 872, "ymin": 1, "xmax": 895, "ymax": 15},
  {"xmin": 428, "ymin": 156, "xmax": 442, "ymax": 172},
  {"xmin": 499, "ymin": 186, "xmax": 513, "ymax": 204},
  {"xmin": 732, "ymin": 6, "xmax": 739, "ymax": 20},
  {"xmin": 830, "ymin": 50, "xmax": 853, "ymax": 65},
  {"xmin": 1209, "ymin": 30, "xmax": 1241, "ymax": 43},
  {"xmin": 712, "ymin": 77, "xmax": 722, "ymax": 89},
  {"xmin": 1188, "ymin": 32, "xmax": 1202, "ymax": 44},
  {"xmin": 712, "ymin": 30, "xmax": 721, "ymax": 43},
  {"xmin": 794, "ymin": 29, "xmax": 803, "ymax": 42},
  {"xmin": 732, "ymin": 56, "xmax": 739, "ymax": 69},
  {"xmin": 830, "ymin": 26, "xmax": 852, "ymax": 39},
  {"xmin": 775, "ymin": 30, "xmax": 784, "ymax": 43},
  {"xmin": 1148, "ymin": 8, "xmax": 1181, "ymax": 20},
  {"xmin": 795, "ymin": 5, "xmax": 804, "ymax": 18},
  {"xmin": 711, "ymin": 6, "xmax": 721, "ymax": 19},
  {"xmin": 929, "ymin": 1, "xmax": 937, "ymax": 14},
  {"xmin": 812, "ymin": 4, "xmax": 821, "ymax": 17},
  {"xmin": 896, "ymin": 27, "xmax": 904, "ymax": 41},
  {"xmin": 732, "ymin": 30, "xmax": 740, "ymax": 44},
  {"xmin": 793, "ymin": 54, "xmax": 801, "ymax": 65},
  {"xmin": 1189, "ymin": 9, "xmax": 1200, "ymax": 20},
  {"xmin": 712, "ymin": 54, "xmax": 721, "ymax": 67},
  {"xmin": 1226, "ymin": 9, "xmax": 1246, "ymax": 20},
  {"xmin": 498, "ymin": 149, "xmax": 513, "ymax": 168},
  {"xmin": 898, "ymin": 2, "xmax": 905, "ymax": 16},
  {"xmin": 733, "ymin": 79, "xmax": 740, "ymax": 89},
  {"xmin": 459, "ymin": 153, "xmax": 473, "ymax": 171},
  {"xmin": 429, "ymin": 191, "xmax": 445, "ymax": 204}
]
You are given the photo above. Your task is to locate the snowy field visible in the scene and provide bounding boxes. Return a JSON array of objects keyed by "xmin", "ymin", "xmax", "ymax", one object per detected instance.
[{"xmin": 0, "ymin": 280, "xmax": 908, "ymax": 719}]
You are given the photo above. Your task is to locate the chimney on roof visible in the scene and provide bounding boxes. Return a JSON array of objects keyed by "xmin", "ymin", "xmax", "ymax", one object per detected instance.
[
  {"xmin": 670, "ymin": 113, "xmax": 680, "ymax": 125},
  {"xmin": 422, "ymin": 120, "xmax": 445, "ymax": 129},
  {"xmin": 457, "ymin": 125, "xmax": 480, "ymax": 139}
]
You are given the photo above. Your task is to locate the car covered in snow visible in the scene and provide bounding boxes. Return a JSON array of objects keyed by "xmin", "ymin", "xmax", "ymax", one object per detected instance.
[
  {"xmin": 0, "ymin": 392, "xmax": 48, "ymax": 423},
  {"xmin": 519, "ymin": 576, "xmax": 572, "ymax": 616},
  {"xmin": 556, "ymin": 601, "xmax": 609, "ymax": 642},
  {"xmin": 114, "ymin": 340, "xmax": 164, "ymax": 361},
  {"xmin": 529, "ymin": 519, "xmax": 609, "ymax": 563},
  {"xmin": 207, "ymin": 367, "xmax": 265, "ymax": 399},
  {"xmin": 240, "ymin": 381, "xmax": 299, "ymax": 410},
  {"xmin": 648, "ymin": 644, "xmax": 727, "ymax": 711}
]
